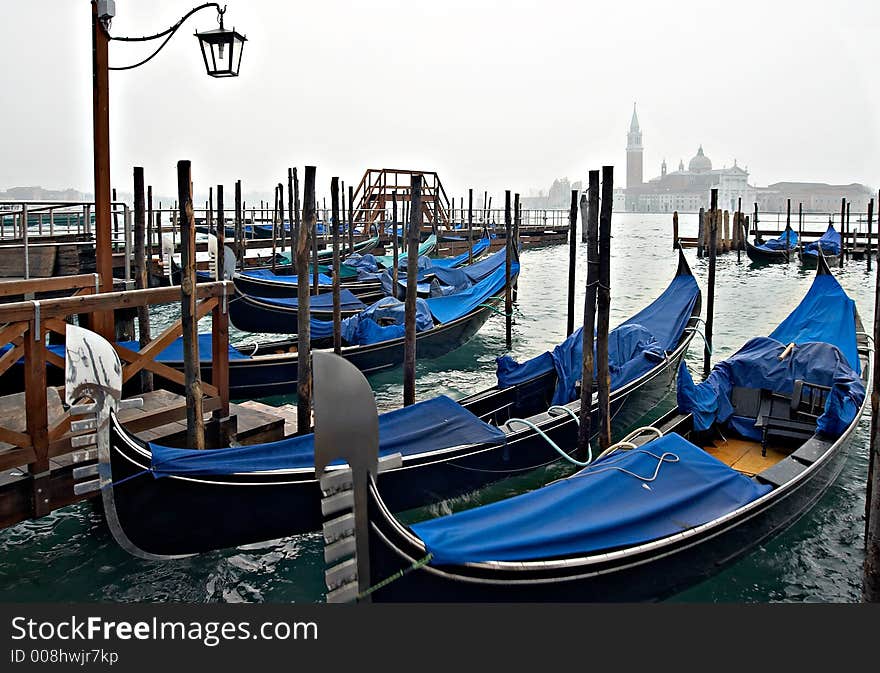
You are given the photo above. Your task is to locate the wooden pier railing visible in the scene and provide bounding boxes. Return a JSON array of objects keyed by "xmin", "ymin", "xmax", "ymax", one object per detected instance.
[{"xmin": 0, "ymin": 278, "xmax": 231, "ymax": 521}]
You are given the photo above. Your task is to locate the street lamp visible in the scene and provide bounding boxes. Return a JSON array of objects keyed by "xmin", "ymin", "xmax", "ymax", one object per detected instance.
[
  {"xmin": 195, "ymin": 8, "xmax": 247, "ymax": 78},
  {"xmin": 90, "ymin": 1, "xmax": 246, "ymax": 338}
]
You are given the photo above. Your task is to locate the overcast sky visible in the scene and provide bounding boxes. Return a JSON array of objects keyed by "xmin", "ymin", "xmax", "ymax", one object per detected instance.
[{"xmin": 2, "ymin": 0, "xmax": 879, "ymax": 200}]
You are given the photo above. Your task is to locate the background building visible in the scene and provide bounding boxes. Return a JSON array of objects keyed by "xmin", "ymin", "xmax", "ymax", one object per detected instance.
[{"xmin": 620, "ymin": 107, "xmax": 872, "ymax": 213}]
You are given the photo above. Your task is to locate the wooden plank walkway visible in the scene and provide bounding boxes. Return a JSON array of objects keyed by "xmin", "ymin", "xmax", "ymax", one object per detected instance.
[{"xmin": 0, "ymin": 388, "xmax": 288, "ymax": 531}]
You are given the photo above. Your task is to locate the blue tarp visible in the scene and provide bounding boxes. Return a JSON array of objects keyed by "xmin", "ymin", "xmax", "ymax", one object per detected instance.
[
  {"xmin": 343, "ymin": 253, "xmax": 379, "ymax": 273},
  {"xmin": 496, "ymin": 272, "xmax": 700, "ymax": 405},
  {"xmin": 337, "ymin": 295, "xmax": 433, "ymax": 345},
  {"xmin": 425, "ymin": 260, "xmax": 518, "ymax": 324},
  {"xmin": 803, "ymin": 224, "xmax": 841, "ymax": 258},
  {"xmin": 769, "ymin": 273, "xmax": 860, "ymax": 373},
  {"xmin": 241, "ymin": 268, "xmax": 335, "ymax": 286},
  {"xmin": 459, "ymin": 248, "xmax": 508, "ymax": 284},
  {"xmin": 245, "ymin": 288, "xmax": 367, "ymax": 314},
  {"xmin": 412, "ymin": 432, "xmax": 771, "ymax": 564},
  {"xmin": 150, "ymin": 395, "xmax": 505, "ymax": 477},
  {"xmin": 676, "ymin": 270, "xmax": 863, "ymax": 439},
  {"xmin": 756, "ymin": 227, "xmax": 798, "ymax": 252},
  {"xmin": 429, "ymin": 238, "xmax": 491, "ymax": 268},
  {"xmin": 677, "ymin": 338, "xmax": 864, "ymax": 439}
]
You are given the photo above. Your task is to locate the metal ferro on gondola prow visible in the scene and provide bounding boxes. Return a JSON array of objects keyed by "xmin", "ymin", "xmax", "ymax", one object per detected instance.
[
  {"xmin": 63, "ymin": 324, "xmax": 184, "ymax": 561},
  {"xmin": 313, "ymin": 352, "xmax": 400, "ymax": 603}
]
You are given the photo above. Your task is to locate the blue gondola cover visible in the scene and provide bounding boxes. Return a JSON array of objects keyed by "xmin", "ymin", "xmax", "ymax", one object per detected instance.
[
  {"xmin": 496, "ymin": 272, "xmax": 699, "ymax": 404},
  {"xmin": 411, "ymin": 433, "xmax": 771, "ymax": 564},
  {"xmin": 241, "ymin": 268, "xmax": 334, "ymax": 286},
  {"xmin": 150, "ymin": 395, "xmax": 505, "ymax": 477},
  {"xmin": 755, "ymin": 227, "xmax": 798, "ymax": 252},
  {"xmin": 677, "ymin": 270, "xmax": 864, "ymax": 439},
  {"xmin": 802, "ymin": 225, "xmax": 841, "ymax": 257}
]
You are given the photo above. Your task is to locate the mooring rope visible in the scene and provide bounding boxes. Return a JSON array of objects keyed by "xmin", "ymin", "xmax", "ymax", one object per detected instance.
[
  {"xmin": 357, "ymin": 553, "xmax": 434, "ymax": 600},
  {"xmin": 477, "ymin": 303, "xmax": 512, "ymax": 317},
  {"xmin": 101, "ymin": 468, "xmax": 151, "ymax": 490}
]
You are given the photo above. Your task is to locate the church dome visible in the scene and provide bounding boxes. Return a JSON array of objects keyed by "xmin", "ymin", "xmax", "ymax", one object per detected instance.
[{"xmin": 688, "ymin": 145, "xmax": 712, "ymax": 173}]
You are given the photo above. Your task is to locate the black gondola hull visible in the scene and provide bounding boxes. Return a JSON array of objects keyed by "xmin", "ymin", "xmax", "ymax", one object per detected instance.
[
  {"xmin": 364, "ymin": 405, "xmax": 858, "ymax": 602},
  {"xmin": 745, "ymin": 239, "xmax": 791, "ymax": 264},
  {"xmin": 105, "ymin": 332, "xmax": 691, "ymax": 557}
]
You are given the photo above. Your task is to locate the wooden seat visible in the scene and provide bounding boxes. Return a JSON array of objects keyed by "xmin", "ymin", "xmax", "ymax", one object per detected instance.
[{"xmin": 754, "ymin": 380, "xmax": 828, "ymax": 456}]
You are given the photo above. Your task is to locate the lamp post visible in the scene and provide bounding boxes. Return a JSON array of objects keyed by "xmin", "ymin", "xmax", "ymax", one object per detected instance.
[{"xmin": 90, "ymin": 1, "xmax": 246, "ymax": 339}]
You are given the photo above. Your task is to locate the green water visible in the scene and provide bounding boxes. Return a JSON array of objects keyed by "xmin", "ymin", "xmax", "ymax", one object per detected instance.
[{"xmin": 0, "ymin": 213, "xmax": 874, "ymax": 603}]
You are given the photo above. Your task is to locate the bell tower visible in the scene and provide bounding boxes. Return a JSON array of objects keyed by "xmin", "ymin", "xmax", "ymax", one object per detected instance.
[{"xmin": 626, "ymin": 103, "xmax": 643, "ymax": 188}]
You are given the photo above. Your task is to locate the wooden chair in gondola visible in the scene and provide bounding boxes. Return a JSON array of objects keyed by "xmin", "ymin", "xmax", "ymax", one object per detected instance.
[{"xmin": 754, "ymin": 379, "xmax": 831, "ymax": 456}]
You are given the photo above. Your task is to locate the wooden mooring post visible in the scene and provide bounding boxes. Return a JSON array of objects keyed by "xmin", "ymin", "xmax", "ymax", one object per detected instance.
[
  {"xmin": 297, "ymin": 167, "xmax": 314, "ymax": 434},
  {"xmin": 176, "ymin": 160, "xmax": 204, "ymax": 450},
  {"xmin": 505, "ymin": 190, "xmax": 513, "ymax": 350},
  {"xmin": 704, "ymin": 189, "xmax": 718, "ymax": 379},
  {"xmin": 672, "ymin": 210, "xmax": 679, "ymax": 250},
  {"xmin": 331, "ymin": 177, "xmax": 342, "ymax": 355},
  {"xmin": 147, "ymin": 186, "xmax": 154, "ymax": 269},
  {"xmin": 723, "ymin": 210, "xmax": 730, "ymax": 253},
  {"xmin": 392, "ymin": 191, "xmax": 399, "ymax": 295},
  {"xmin": 235, "ymin": 180, "xmax": 244, "ymax": 269},
  {"xmin": 846, "ymin": 201, "xmax": 852, "ymax": 261},
  {"xmin": 753, "ymin": 202, "xmax": 759, "ymax": 240},
  {"xmin": 566, "ymin": 190, "xmax": 578, "ymax": 336},
  {"xmin": 514, "ymin": 194, "xmax": 521, "ymax": 301},
  {"xmin": 271, "ymin": 185, "xmax": 279, "ymax": 272},
  {"xmin": 840, "ymin": 198, "xmax": 846, "ymax": 268},
  {"xmin": 133, "ymin": 167, "xmax": 153, "ymax": 392},
  {"xmin": 578, "ymin": 169, "xmax": 600, "ymax": 455},
  {"xmin": 311, "ymin": 195, "xmax": 320, "ymax": 293},
  {"xmin": 348, "ymin": 185, "xmax": 355, "ymax": 256},
  {"xmin": 403, "ymin": 175, "xmax": 422, "ymax": 407},
  {"xmin": 869, "ymin": 198, "xmax": 874, "ymax": 273},
  {"xmin": 863, "ymin": 242, "xmax": 880, "ymax": 602},
  {"xmin": 467, "ymin": 188, "xmax": 474, "ymax": 266},
  {"xmin": 596, "ymin": 167, "xmax": 613, "ymax": 451},
  {"xmin": 216, "ymin": 185, "xmax": 225, "ymax": 280},
  {"xmin": 697, "ymin": 207, "xmax": 705, "ymax": 258}
]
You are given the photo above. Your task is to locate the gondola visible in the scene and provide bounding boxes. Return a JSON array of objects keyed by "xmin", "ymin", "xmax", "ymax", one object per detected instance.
[
  {"xmin": 228, "ymin": 244, "xmax": 503, "ymax": 335},
  {"xmin": 745, "ymin": 225, "xmax": 798, "ymax": 264},
  {"xmin": 233, "ymin": 234, "xmax": 443, "ymax": 299},
  {"xmin": 798, "ymin": 223, "xmax": 841, "ymax": 268},
  {"xmin": 333, "ymin": 253, "xmax": 869, "ymax": 602},
  {"xmin": 65, "ymin": 250, "xmax": 700, "ymax": 558}
]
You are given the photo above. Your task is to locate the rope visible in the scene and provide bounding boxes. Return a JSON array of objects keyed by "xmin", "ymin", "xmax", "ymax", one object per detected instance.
[
  {"xmin": 357, "ymin": 553, "xmax": 434, "ymax": 600},
  {"xmin": 477, "ymin": 303, "xmax": 510, "ymax": 317},
  {"xmin": 568, "ymin": 450, "xmax": 680, "ymax": 483},
  {"xmin": 504, "ymin": 417, "xmax": 592, "ymax": 467},
  {"xmin": 101, "ymin": 468, "xmax": 151, "ymax": 490}
]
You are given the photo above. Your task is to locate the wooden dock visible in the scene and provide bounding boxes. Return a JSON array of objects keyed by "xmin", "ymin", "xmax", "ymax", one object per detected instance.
[{"xmin": 0, "ymin": 388, "xmax": 290, "ymax": 531}]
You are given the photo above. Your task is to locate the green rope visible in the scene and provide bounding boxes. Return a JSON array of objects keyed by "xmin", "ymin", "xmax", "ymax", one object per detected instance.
[
  {"xmin": 478, "ymin": 303, "xmax": 510, "ymax": 317},
  {"xmin": 357, "ymin": 553, "xmax": 434, "ymax": 600}
]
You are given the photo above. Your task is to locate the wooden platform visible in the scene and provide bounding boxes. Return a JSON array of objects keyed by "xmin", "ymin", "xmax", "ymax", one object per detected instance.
[
  {"xmin": 0, "ymin": 387, "xmax": 289, "ymax": 531},
  {"xmin": 702, "ymin": 437, "xmax": 788, "ymax": 476}
]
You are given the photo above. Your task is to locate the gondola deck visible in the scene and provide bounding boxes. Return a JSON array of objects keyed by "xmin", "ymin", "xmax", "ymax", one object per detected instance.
[{"xmin": 315, "ymin": 252, "xmax": 872, "ymax": 603}]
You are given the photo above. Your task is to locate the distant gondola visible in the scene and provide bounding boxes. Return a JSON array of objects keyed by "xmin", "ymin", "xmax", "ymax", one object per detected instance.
[
  {"xmin": 798, "ymin": 223, "xmax": 841, "ymax": 268},
  {"xmin": 64, "ymin": 250, "xmax": 700, "ymax": 557},
  {"xmin": 331, "ymin": 253, "xmax": 869, "ymax": 602},
  {"xmin": 233, "ymin": 235, "xmax": 444, "ymax": 299},
  {"xmin": 229, "ymin": 243, "xmax": 502, "ymax": 335},
  {"xmin": 745, "ymin": 225, "xmax": 798, "ymax": 264}
]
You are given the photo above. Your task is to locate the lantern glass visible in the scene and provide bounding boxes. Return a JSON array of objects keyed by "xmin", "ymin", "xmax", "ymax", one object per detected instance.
[{"xmin": 195, "ymin": 27, "xmax": 247, "ymax": 78}]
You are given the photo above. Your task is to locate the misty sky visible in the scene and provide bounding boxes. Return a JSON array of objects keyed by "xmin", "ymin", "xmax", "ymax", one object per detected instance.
[{"xmin": 2, "ymin": 0, "xmax": 879, "ymax": 200}]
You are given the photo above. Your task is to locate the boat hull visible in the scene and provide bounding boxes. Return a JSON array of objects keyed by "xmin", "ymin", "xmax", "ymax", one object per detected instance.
[
  {"xmin": 364, "ymin": 377, "xmax": 866, "ymax": 602},
  {"xmin": 746, "ymin": 239, "xmax": 791, "ymax": 264},
  {"xmin": 104, "ymin": 328, "xmax": 693, "ymax": 556}
]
